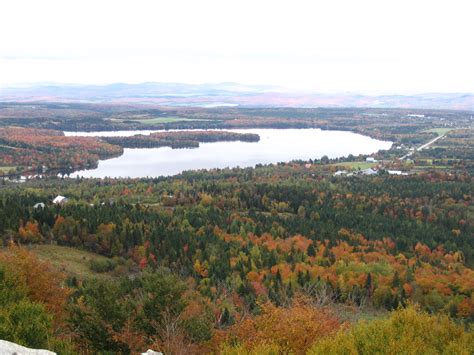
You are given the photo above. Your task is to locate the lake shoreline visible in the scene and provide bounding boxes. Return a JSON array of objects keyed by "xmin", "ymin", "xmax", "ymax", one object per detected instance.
[{"xmin": 67, "ymin": 128, "xmax": 392, "ymax": 179}]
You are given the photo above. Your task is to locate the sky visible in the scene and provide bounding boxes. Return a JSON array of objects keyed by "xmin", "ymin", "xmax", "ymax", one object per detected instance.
[{"xmin": 0, "ymin": 0, "xmax": 473, "ymax": 93}]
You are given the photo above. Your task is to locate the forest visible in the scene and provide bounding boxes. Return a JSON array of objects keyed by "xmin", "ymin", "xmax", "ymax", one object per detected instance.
[
  {"xmin": 0, "ymin": 104, "xmax": 472, "ymax": 353},
  {"xmin": 0, "ymin": 127, "xmax": 122, "ymax": 175},
  {"xmin": 103, "ymin": 131, "xmax": 260, "ymax": 149},
  {"xmin": 0, "ymin": 162, "xmax": 472, "ymax": 353},
  {"xmin": 0, "ymin": 128, "xmax": 259, "ymax": 175}
]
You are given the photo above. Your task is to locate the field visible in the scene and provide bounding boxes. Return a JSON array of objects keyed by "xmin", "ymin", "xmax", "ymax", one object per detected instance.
[
  {"xmin": 135, "ymin": 117, "xmax": 210, "ymax": 124},
  {"xmin": 0, "ymin": 166, "xmax": 16, "ymax": 173},
  {"xmin": 107, "ymin": 115, "xmax": 212, "ymax": 124},
  {"xmin": 423, "ymin": 127, "xmax": 453, "ymax": 136},
  {"xmin": 330, "ymin": 161, "xmax": 377, "ymax": 170},
  {"xmin": 27, "ymin": 244, "xmax": 117, "ymax": 279}
]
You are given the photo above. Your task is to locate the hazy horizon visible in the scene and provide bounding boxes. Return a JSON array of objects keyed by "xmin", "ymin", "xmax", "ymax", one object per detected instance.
[{"xmin": 2, "ymin": 81, "xmax": 474, "ymax": 96}]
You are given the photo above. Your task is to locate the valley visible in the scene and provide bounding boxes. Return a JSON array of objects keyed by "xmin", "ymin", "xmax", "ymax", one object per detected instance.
[{"xmin": 0, "ymin": 103, "xmax": 472, "ymax": 353}]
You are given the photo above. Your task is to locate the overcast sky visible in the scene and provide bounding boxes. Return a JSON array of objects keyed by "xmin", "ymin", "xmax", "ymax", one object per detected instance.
[{"xmin": 0, "ymin": 0, "xmax": 473, "ymax": 93}]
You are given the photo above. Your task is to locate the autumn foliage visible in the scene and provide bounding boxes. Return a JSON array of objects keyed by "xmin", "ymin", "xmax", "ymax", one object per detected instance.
[
  {"xmin": 0, "ymin": 243, "xmax": 71, "ymax": 327},
  {"xmin": 0, "ymin": 127, "xmax": 122, "ymax": 174},
  {"xmin": 309, "ymin": 306, "xmax": 474, "ymax": 355},
  {"xmin": 215, "ymin": 297, "xmax": 342, "ymax": 354}
]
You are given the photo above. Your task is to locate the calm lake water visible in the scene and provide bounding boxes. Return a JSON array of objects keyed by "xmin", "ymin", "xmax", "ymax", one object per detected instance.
[{"xmin": 66, "ymin": 129, "xmax": 392, "ymax": 178}]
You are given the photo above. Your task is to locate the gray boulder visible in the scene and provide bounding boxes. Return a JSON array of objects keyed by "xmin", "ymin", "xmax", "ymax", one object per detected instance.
[{"xmin": 0, "ymin": 340, "xmax": 56, "ymax": 354}]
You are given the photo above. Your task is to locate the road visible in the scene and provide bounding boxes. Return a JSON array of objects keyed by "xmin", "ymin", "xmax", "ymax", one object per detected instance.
[{"xmin": 400, "ymin": 134, "xmax": 445, "ymax": 160}]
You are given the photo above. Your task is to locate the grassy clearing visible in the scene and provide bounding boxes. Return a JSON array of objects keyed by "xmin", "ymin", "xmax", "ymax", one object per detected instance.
[
  {"xmin": 330, "ymin": 161, "xmax": 376, "ymax": 170},
  {"xmin": 107, "ymin": 116, "xmax": 211, "ymax": 124},
  {"xmin": 27, "ymin": 244, "xmax": 115, "ymax": 279},
  {"xmin": 137, "ymin": 117, "xmax": 212, "ymax": 124},
  {"xmin": 0, "ymin": 166, "xmax": 16, "ymax": 173},
  {"xmin": 413, "ymin": 165, "xmax": 450, "ymax": 170},
  {"xmin": 423, "ymin": 128, "xmax": 453, "ymax": 136},
  {"xmin": 137, "ymin": 117, "xmax": 199, "ymax": 124}
]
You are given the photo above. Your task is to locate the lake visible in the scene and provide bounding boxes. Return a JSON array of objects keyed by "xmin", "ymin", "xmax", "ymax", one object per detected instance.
[{"xmin": 66, "ymin": 129, "xmax": 392, "ymax": 178}]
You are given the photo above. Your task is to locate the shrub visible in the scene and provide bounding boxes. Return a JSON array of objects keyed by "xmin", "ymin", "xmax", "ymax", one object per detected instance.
[
  {"xmin": 217, "ymin": 297, "xmax": 341, "ymax": 354},
  {"xmin": 0, "ymin": 300, "xmax": 51, "ymax": 349},
  {"xmin": 308, "ymin": 306, "xmax": 474, "ymax": 355},
  {"xmin": 89, "ymin": 258, "xmax": 116, "ymax": 273}
]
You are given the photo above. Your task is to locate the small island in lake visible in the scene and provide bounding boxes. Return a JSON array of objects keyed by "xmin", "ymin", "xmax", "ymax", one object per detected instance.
[{"xmin": 103, "ymin": 130, "xmax": 260, "ymax": 149}]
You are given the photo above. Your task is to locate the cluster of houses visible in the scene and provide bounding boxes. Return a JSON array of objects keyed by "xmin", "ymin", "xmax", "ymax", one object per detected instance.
[
  {"xmin": 333, "ymin": 168, "xmax": 378, "ymax": 177},
  {"xmin": 33, "ymin": 195, "xmax": 69, "ymax": 209},
  {"xmin": 334, "ymin": 168, "xmax": 409, "ymax": 177}
]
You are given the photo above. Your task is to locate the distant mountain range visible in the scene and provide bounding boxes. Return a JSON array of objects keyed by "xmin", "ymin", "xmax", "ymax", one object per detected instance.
[{"xmin": 1, "ymin": 82, "xmax": 473, "ymax": 110}]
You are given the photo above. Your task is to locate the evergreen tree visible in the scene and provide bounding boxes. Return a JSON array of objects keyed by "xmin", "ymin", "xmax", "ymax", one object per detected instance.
[
  {"xmin": 307, "ymin": 243, "xmax": 316, "ymax": 257},
  {"xmin": 364, "ymin": 272, "xmax": 373, "ymax": 296}
]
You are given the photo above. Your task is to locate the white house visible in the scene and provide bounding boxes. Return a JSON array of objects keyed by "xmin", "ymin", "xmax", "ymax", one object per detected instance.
[
  {"xmin": 53, "ymin": 195, "xmax": 69, "ymax": 205},
  {"xmin": 360, "ymin": 168, "xmax": 378, "ymax": 176},
  {"xmin": 33, "ymin": 202, "xmax": 45, "ymax": 209},
  {"xmin": 388, "ymin": 170, "xmax": 409, "ymax": 176},
  {"xmin": 333, "ymin": 170, "xmax": 348, "ymax": 176},
  {"xmin": 366, "ymin": 157, "xmax": 377, "ymax": 163}
]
